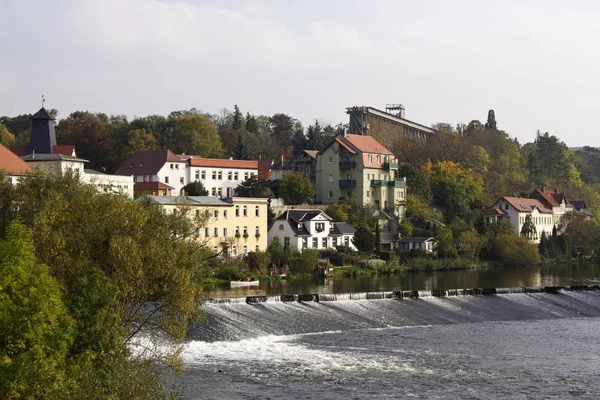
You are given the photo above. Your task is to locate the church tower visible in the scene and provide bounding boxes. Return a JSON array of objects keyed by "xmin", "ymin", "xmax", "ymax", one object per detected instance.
[{"xmin": 28, "ymin": 107, "xmax": 57, "ymax": 155}]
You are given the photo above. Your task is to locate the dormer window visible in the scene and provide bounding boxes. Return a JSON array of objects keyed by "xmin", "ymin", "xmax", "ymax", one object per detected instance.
[
  {"xmin": 279, "ymin": 224, "xmax": 284, "ymax": 231},
  {"xmin": 298, "ymin": 224, "xmax": 303, "ymax": 231}
]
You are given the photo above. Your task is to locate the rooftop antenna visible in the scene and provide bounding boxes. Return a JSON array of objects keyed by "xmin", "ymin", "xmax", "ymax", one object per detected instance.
[{"xmin": 41, "ymin": 95, "xmax": 46, "ymax": 108}]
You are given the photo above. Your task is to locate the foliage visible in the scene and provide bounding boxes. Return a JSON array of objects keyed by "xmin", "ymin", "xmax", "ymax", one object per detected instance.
[
  {"xmin": 456, "ymin": 230, "xmax": 485, "ymax": 260},
  {"xmin": 0, "ymin": 123, "xmax": 16, "ymax": 148},
  {"xmin": 279, "ymin": 171, "xmax": 315, "ymax": 205},
  {"xmin": 398, "ymin": 218, "xmax": 414, "ymax": 238},
  {"xmin": 169, "ymin": 114, "xmax": 224, "ymax": 158},
  {"xmin": 353, "ymin": 225, "xmax": 375, "ymax": 253},
  {"xmin": 119, "ymin": 128, "xmax": 159, "ymax": 160},
  {"xmin": 520, "ymin": 214, "xmax": 537, "ymax": 239},
  {"xmin": 236, "ymin": 175, "xmax": 266, "ymax": 197},
  {"xmin": 288, "ymin": 248, "xmax": 320, "ymax": 275},
  {"xmin": 182, "ymin": 181, "xmax": 209, "ymax": 196},
  {"xmin": 267, "ymin": 237, "xmax": 285, "ymax": 266},
  {"xmin": 490, "ymin": 234, "xmax": 541, "ymax": 266}
]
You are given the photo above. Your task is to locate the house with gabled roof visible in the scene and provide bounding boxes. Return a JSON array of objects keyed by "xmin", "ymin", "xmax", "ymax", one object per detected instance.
[
  {"xmin": 315, "ymin": 133, "xmax": 406, "ymax": 218},
  {"xmin": 115, "ymin": 149, "xmax": 259, "ymax": 198},
  {"xmin": 268, "ymin": 209, "xmax": 357, "ymax": 251},
  {"xmin": 0, "ymin": 142, "xmax": 34, "ymax": 184}
]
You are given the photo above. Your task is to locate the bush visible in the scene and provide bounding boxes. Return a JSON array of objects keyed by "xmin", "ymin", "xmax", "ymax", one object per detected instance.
[
  {"xmin": 212, "ymin": 258, "xmax": 248, "ymax": 281},
  {"xmin": 491, "ymin": 234, "xmax": 541, "ymax": 266},
  {"xmin": 244, "ymin": 251, "xmax": 270, "ymax": 275},
  {"xmin": 357, "ymin": 259, "xmax": 386, "ymax": 270},
  {"xmin": 404, "ymin": 257, "xmax": 476, "ymax": 271}
]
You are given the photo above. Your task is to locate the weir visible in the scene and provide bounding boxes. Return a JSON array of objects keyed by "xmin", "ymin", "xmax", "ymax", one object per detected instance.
[{"xmin": 190, "ymin": 286, "xmax": 600, "ymax": 342}]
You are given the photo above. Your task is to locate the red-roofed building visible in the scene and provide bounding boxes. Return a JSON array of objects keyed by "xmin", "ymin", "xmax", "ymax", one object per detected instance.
[
  {"xmin": 316, "ymin": 133, "xmax": 406, "ymax": 217},
  {"xmin": 0, "ymin": 143, "xmax": 34, "ymax": 184},
  {"xmin": 115, "ymin": 149, "xmax": 261, "ymax": 197},
  {"xmin": 481, "ymin": 187, "xmax": 585, "ymax": 243}
]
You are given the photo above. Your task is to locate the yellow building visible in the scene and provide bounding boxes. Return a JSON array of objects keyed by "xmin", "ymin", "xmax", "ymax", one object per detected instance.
[{"xmin": 144, "ymin": 195, "xmax": 268, "ymax": 256}]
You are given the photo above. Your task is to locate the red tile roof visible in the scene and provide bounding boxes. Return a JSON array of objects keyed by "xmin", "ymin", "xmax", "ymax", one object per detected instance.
[
  {"xmin": 341, "ymin": 134, "xmax": 393, "ymax": 155},
  {"xmin": 10, "ymin": 145, "xmax": 28, "ymax": 157},
  {"xmin": 134, "ymin": 181, "xmax": 175, "ymax": 190},
  {"xmin": 501, "ymin": 196, "xmax": 553, "ymax": 214},
  {"xmin": 52, "ymin": 145, "xmax": 76, "ymax": 156},
  {"xmin": 0, "ymin": 143, "xmax": 34, "ymax": 175},
  {"xmin": 530, "ymin": 188, "xmax": 573, "ymax": 208},
  {"xmin": 479, "ymin": 208, "xmax": 507, "ymax": 216}
]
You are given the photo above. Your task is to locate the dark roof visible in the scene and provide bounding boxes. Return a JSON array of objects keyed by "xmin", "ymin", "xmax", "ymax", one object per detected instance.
[
  {"xmin": 330, "ymin": 222, "xmax": 356, "ymax": 235},
  {"xmin": 399, "ymin": 237, "xmax": 436, "ymax": 243},
  {"xmin": 10, "ymin": 145, "xmax": 29, "ymax": 157},
  {"xmin": 31, "ymin": 107, "xmax": 54, "ymax": 120},
  {"xmin": 141, "ymin": 195, "xmax": 233, "ymax": 206},
  {"xmin": 21, "ymin": 153, "xmax": 88, "ymax": 162},
  {"xmin": 478, "ymin": 208, "xmax": 507, "ymax": 216},
  {"xmin": 275, "ymin": 209, "xmax": 330, "ymax": 222},
  {"xmin": 115, "ymin": 149, "xmax": 182, "ymax": 176},
  {"xmin": 570, "ymin": 200, "xmax": 587, "ymax": 211},
  {"xmin": 530, "ymin": 188, "xmax": 573, "ymax": 208},
  {"xmin": 0, "ymin": 143, "xmax": 34, "ymax": 175}
]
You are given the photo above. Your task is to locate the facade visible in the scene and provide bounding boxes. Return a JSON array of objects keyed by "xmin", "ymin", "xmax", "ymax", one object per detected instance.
[
  {"xmin": 346, "ymin": 105, "xmax": 435, "ymax": 150},
  {"xmin": 116, "ymin": 150, "xmax": 259, "ymax": 198},
  {"xmin": 481, "ymin": 188, "xmax": 586, "ymax": 243},
  {"xmin": 144, "ymin": 195, "xmax": 268, "ymax": 256},
  {"xmin": 268, "ymin": 209, "xmax": 357, "ymax": 251},
  {"xmin": 398, "ymin": 237, "xmax": 437, "ymax": 253},
  {"xmin": 315, "ymin": 133, "xmax": 406, "ymax": 217},
  {"xmin": 0, "ymin": 143, "xmax": 34, "ymax": 184},
  {"xmin": 270, "ymin": 150, "xmax": 318, "ymax": 184}
]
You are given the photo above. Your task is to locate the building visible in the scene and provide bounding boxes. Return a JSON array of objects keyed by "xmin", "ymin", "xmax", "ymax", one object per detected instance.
[
  {"xmin": 11, "ymin": 107, "xmax": 133, "ymax": 197},
  {"xmin": 315, "ymin": 133, "xmax": 406, "ymax": 217},
  {"xmin": 257, "ymin": 158, "xmax": 274, "ymax": 182},
  {"xmin": 144, "ymin": 195, "xmax": 268, "ymax": 256},
  {"xmin": 268, "ymin": 209, "xmax": 357, "ymax": 251},
  {"xmin": 0, "ymin": 142, "xmax": 34, "ymax": 184},
  {"xmin": 115, "ymin": 149, "xmax": 259, "ymax": 198},
  {"xmin": 270, "ymin": 150, "xmax": 318, "ymax": 184},
  {"xmin": 398, "ymin": 237, "xmax": 437, "ymax": 254},
  {"xmin": 480, "ymin": 187, "xmax": 588, "ymax": 243},
  {"xmin": 346, "ymin": 105, "xmax": 435, "ymax": 150}
]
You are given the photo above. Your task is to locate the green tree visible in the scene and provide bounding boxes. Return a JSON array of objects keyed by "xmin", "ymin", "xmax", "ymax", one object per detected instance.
[
  {"xmin": 232, "ymin": 105, "xmax": 243, "ymax": 130},
  {"xmin": 520, "ymin": 214, "xmax": 536, "ymax": 240},
  {"xmin": 375, "ymin": 223, "xmax": 381, "ymax": 255},
  {"xmin": 182, "ymin": 181, "xmax": 209, "ymax": 196},
  {"xmin": 0, "ymin": 123, "xmax": 15, "ymax": 147},
  {"xmin": 0, "ymin": 220, "xmax": 74, "ymax": 399},
  {"xmin": 279, "ymin": 171, "xmax": 315, "ymax": 205},
  {"xmin": 119, "ymin": 128, "xmax": 159, "ymax": 161},
  {"xmin": 236, "ymin": 175, "xmax": 266, "ymax": 197},
  {"xmin": 169, "ymin": 114, "xmax": 224, "ymax": 158},
  {"xmin": 457, "ymin": 230, "xmax": 484, "ymax": 260},
  {"xmin": 245, "ymin": 112, "xmax": 258, "ymax": 133},
  {"xmin": 491, "ymin": 234, "xmax": 541, "ymax": 266},
  {"xmin": 353, "ymin": 225, "xmax": 375, "ymax": 253}
]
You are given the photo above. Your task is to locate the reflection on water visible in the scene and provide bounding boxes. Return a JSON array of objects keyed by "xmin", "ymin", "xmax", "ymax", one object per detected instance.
[{"xmin": 204, "ymin": 261, "xmax": 600, "ymax": 298}]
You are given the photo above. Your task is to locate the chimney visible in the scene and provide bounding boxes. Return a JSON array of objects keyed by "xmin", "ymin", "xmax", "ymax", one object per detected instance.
[
  {"xmin": 554, "ymin": 187, "xmax": 559, "ymax": 193},
  {"xmin": 180, "ymin": 189, "xmax": 185, "ymax": 196},
  {"xmin": 541, "ymin": 186, "xmax": 545, "ymax": 192},
  {"xmin": 280, "ymin": 154, "xmax": 284, "ymax": 166},
  {"xmin": 227, "ymin": 187, "xmax": 233, "ymax": 198}
]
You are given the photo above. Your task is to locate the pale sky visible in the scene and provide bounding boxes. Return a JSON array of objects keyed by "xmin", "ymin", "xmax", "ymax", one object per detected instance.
[{"xmin": 1, "ymin": 0, "xmax": 599, "ymax": 147}]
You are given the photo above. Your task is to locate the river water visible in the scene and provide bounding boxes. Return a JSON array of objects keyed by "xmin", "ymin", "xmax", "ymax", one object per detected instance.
[{"xmin": 183, "ymin": 264, "xmax": 600, "ymax": 399}]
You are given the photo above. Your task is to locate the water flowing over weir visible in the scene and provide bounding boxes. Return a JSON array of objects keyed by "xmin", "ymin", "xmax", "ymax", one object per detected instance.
[{"xmin": 189, "ymin": 286, "xmax": 600, "ymax": 342}]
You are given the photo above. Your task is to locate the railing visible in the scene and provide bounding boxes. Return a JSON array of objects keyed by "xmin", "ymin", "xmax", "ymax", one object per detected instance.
[
  {"xmin": 388, "ymin": 179, "xmax": 407, "ymax": 187},
  {"xmin": 339, "ymin": 180, "xmax": 356, "ymax": 188},
  {"xmin": 383, "ymin": 161, "xmax": 399, "ymax": 170},
  {"xmin": 371, "ymin": 180, "xmax": 383, "ymax": 186},
  {"xmin": 339, "ymin": 161, "xmax": 356, "ymax": 170}
]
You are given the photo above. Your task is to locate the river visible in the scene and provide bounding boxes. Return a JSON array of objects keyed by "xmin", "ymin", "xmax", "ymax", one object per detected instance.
[{"xmin": 182, "ymin": 263, "xmax": 600, "ymax": 399}]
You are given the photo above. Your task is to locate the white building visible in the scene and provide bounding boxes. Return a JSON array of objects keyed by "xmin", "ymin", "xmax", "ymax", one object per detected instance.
[
  {"xmin": 115, "ymin": 149, "xmax": 259, "ymax": 197},
  {"xmin": 268, "ymin": 209, "xmax": 357, "ymax": 251}
]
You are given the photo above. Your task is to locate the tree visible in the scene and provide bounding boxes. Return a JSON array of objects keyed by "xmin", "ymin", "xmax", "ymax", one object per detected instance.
[
  {"xmin": 245, "ymin": 112, "xmax": 258, "ymax": 133},
  {"xmin": 119, "ymin": 129, "xmax": 159, "ymax": 160},
  {"xmin": 353, "ymin": 225, "xmax": 375, "ymax": 253},
  {"xmin": 233, "ymin": 132, "xmax": 251, "ymax": 160},
  {"xmin": 182, "ymin": 181, "xmax": 208, "ymax": 196},
  {"xmin": 0, "ymin": 123, "xmax": 15, "ymax": 147},
  {"xmin": 520, "ymin": 214, "xmax": 536, "ymax": 240},
  {"xmin": 457, "ymin": 231, "xmax": 484, "ymax": 260},
  {"xmin": 236, "ymin": 175, "xmax": 265, "ymax": 197},
  {"xmin": 232, "ymin": 105, "xmax": 243, "ymax": 130},
  {"xmin": 168, "ymin": 114, "xmax": 224, "ymax": 158},
  {"xmin": 484, "ymin": 110, "xmax": 497, "ymax": 130},
  {"xmin": 491, "ymin": 234, "xmax": 540, "ymax": 266},
  {"xmin": 0, "ymin": 220, "xmax": 73, "ymax": 399},
  {"xmin": 279, "ymin": 171, "xmax": 315, "ymax": 205},
  {"xmin": 375, "ymin": 223, "xmax": 381, "ymax": 255}
]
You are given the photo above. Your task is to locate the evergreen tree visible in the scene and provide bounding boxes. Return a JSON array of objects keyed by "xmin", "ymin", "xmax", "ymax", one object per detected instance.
[
  {"xmin": 539, "ymin": 231, "xmax": 549, "ymax": 258},
  {"xmin": 353, "ymin": 225, "xmax": 375, "ymax": 253},
  {"xmin": 233, "ymin": 133, "xmax": 250, "ymax": 160},
  {"xmin": 484, "ymin": 110, "xmax": 497, "ymax": 130},
  {"xmin": 375, "ymin": 223, "xmax": 381, "ymax": 255},
  {"xmin": 181, "ymin": 181, "xmax": 208, "ymax": 196},
  {"xmin": 245, "ymin": 112, "xmax": 258, "ymax": 133},
  {"xmin": 236, "ymin": 175, "xmax": 265, "ymax": 197},
  {"xmin": 520, "ymin": 214, "xmax": 536, "ymax": 240},
  {"xmin": 232, "ymin": 105, "xmax": 243, "ymax": 130}
]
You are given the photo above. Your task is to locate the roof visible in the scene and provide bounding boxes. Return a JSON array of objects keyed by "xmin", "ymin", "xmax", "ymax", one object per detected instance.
[
  {"xmin": 10, "ymin": 145, "xmax": 28, "ymax": 157},
  {"xmin": 571, "ymin": 200, "xmax": 587, "ymax": 211},
  {"xmin": 0, "ymin": 143, "xmax": 34, "ymax": 175},
  {"xmin": 320, "ymin": 133, "xmax": 393, "ymax": 156},
  {"xmin": 275, "ymin": 209, "xmax": 331, "ymax": 222},
  {"xmin": 479, "ymin": 208, "xmax": 507, "ymax": 216},
  {"xmin": 52, "ymin": 145, "xmax": 76, "ymax": 156},
  {"xmin": 399, "ymin": 237, "xmax": 436, "ymax": 243},
  {"xmin": 115, "ymin": 149, "xmax": 182, "ymax": 176},
  {"xmin": 134, "ymin": 181, "xmax": 175, "ymax": 190},
  {"xmin": 303, "ymin": 150, "xmax": 318, "ymax": 159},
  {"xmin": 258, "ymin": 158, "xmax": 274, "ymax": 171},
  {"xmin": 330, "ymin": 222, "xmax": 356, "ymax": 235},
  {"xmin": 530, "ymin": 188, "xmax": 573, "ymax": 208},
  {"xmin": 141, "ymin": 195, "xmax": 233, "ymax": 206},
  {"xmin": 31, "ymin": 107, "xmax": 55, "ymax": 120},
  {"xmin": 21, "ymin": 153, "xmax": 88, "ymax": 162},
  {"xmin": 500, "ymin": 196, "xmax": 553, "ymax": 214},
  {"xmin": 187, "ymin": 157, "xmax": 258, "ymax": 169}
]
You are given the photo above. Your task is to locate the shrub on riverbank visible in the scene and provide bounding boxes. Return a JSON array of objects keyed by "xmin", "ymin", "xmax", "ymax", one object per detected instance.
[{"xmin": 403, "ymin": 257, "xmax": 479, "ymax": 271}]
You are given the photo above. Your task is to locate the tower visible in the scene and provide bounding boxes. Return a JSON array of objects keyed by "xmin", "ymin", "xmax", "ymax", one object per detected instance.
[{"xmin": 29, "ymin": 107, "xmax": 57, "ymax": 155}]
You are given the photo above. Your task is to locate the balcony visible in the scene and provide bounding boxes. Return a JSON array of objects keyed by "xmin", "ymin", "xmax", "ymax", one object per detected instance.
[
  {"xmin": 388, "ymin": 179, "xmax": 407, "ymax": 188},
  {"xmin": 219, "ymin": 236, "xmax": 230, "ymax": 244},
  {"xmin": 383, "ymin": 161, "xmax": 399, "ymax": 170},
  {"xmin": 339, "ymin": 179, "xmax": 356, "ymax": 188},
  {"xmin": 371, "ymin": 180, "xmax": 383, "ymax": 186},
  {"xmin": 339, "ymin": 161, "xmax": 356, "ymax": 170}
]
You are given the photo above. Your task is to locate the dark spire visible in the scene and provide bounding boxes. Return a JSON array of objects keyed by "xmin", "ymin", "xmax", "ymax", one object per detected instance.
[
  {"xmin": 485, "ymin": 110, "xmax": 497, "ymax": 130},
  {"xmin": 29, "ymin": 107, "xmax": 57, "ymax": 155}
]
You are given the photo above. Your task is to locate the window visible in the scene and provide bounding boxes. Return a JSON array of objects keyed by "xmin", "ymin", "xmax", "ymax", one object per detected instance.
[
  {"xmin": 328, "ymin": 191, "xmax": 333, "ymax": 199},
  {"xmin": 176, "ymin": 164, "xmax": 179, "ymax": 170},
  {"xmin": 255, "ymin": 226, "xmax": 260, "ymax": 235},
  {"xmin": 322, "ymin": 237, "xmax": 327, "ymax": 248},
  {"xmin": 255, "ymin": 206, "xmax": 260, "ymax": 217},
  {"xmin": 312, "ymin": 238, "xmax": 318, "ymax": 248},
  {"xmin": 211, "ymin": 187, "xmax": 217, "ymax": 196},
  {"xmin": 195, "ymin": 171, "xmax": 199, "ymax": 180},
  {"xmin": 316, "ymin": 222, "xmax": 325, "ymax": 232},
  {"xmin": 235, "ymin": 205, "xmax": 240, "ymax": 217},
  {"xmin": 279, "ymin": 224, "xmax": 284, "ymax": 231},
  {"xmin": 328, "ymin": 174, "xmax": 333, "ymax": 182},
  {"xmin": 243, "ymin": 226, "xmax": 248, "ymax": 237},
  {"xmin": 234, "ymin": 172, "xmax": 239, "ymax": 180},
  {"xmin": 302, "ymin": 238, "xmax": 308, "ymax": 248},
  {"xmin": 232, "ymin": 245, "xmax": 237, "ymax": 256},
  {"xmin": 228, "ymin": 171, "xmax": 232, "ymax": 180},
  {"xmin": 180, "ymin": 177, "xmax": 184, "ymax": 184},
  {"xmin": 214, "ymin": 210, "xmax": 219, "ymax": 218},
  {"xmin": 244, "ymin": 172, "xmax": 249, "ymax": 180},
  {"xmin": 366, "ymin": 191, "xmax": 370, "ymax": 198},
  {"xmin": 397, "ymin": 191, "xmax": 404, "ymax": 199},
  {"xmin": 170, "ymin": 164, "xmax": 174, "ymax": 169},
  {"xmin": 196, "ymin": 209, "xmax": 200, "ymax": 218},
  {"xmin": 504, "ymin": 204, "xmax": 508, "ymax": 210},
  {"xmin": 369, "ymin": 155, "xmax": 373, "ymax": 164},
  {"xmin": 223, "ymin": 210, "xmax": 228, "ymax": 219},
  {"xmin": 235, "ymin": 226, "xmax": 240, "ymax": 236},
  {"xmin": 212, "ymin": 171, "xmax": 216, "ymax": 179},
  {"xmin": 284, "ymin": 237, "xmax": 290, "ymax": 247},
  {"xmin": 214, "ymin": 227, "xmax": 218, "ymax": 237},
  {"xmin": 143, "ymin": 176, "xmax": 148, "ymax": 182},
  {"xmin": 243, "ymin": 206, "xmax": 247, "ymax": 217},
  {"xmin": 255, "ymin": 245, "xmax": 260, "ymax": 252},
  {"xmin": 377, "ymin": 155, "xmax": 381, "ymax": 163},
  {"xmin": 223, "ymin": 228, "xmax": 227, "ymax": 237},
  {"xmin": 201, "ymin": 170, "xmax": 206, "ymax": 180},
  {"xmin": 328, "ymin": 156, "xmax": 333, "ymax": 163},
  {"xmin": 165, "ymin": 176, "xmax": 169, "ymax": 184},
  {"xmin": 346, "ymin": 191, "xmax": 351, "ymax": 197},
  {"xmin": 243, "ymin": 245, "xmax": 248, "ymax": 255},
  {"xmin": 205, "ymin": 227, "xmax": 209, "ymax": 236},
  {"xmin": 213, "ymin": 246, "xmax": 218, "ymax": 253}
]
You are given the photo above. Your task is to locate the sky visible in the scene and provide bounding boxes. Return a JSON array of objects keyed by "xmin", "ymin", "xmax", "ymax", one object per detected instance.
[{"xmin": 1, "ymin": 0, "xmax": 599, "ymax": 147}]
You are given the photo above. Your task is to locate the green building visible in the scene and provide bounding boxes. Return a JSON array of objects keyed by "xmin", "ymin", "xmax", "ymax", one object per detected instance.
[{"xmin": 315, "ymin": 133, "xmax": 406, "ymax": 217}]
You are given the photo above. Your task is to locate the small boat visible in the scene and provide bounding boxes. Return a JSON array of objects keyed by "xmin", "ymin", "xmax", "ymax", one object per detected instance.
[{"xmin": 231, "ymin": 280, "xmax": 259, "ymax": 287}]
